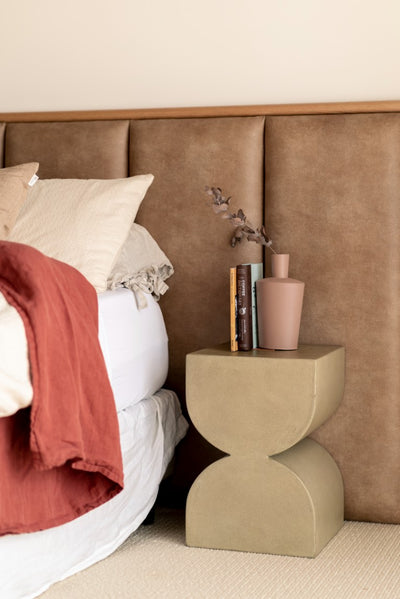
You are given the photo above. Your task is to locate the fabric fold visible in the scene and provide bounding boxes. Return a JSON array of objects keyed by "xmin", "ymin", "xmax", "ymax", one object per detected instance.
[{"xmin": 0, "ymin": 241, "xmax": 123, "ymax": 535}]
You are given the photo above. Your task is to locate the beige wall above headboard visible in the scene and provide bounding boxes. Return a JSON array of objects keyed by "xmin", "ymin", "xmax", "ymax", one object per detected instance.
[{"xmin": 1, "ymin": 100, "xmax": 400, "ymax": 524}]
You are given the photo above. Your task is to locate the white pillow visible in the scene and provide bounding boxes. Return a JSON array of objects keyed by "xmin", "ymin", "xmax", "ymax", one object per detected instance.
[
  {"xmin": 10, "ymin": 175, "xmax": 154, "ymax": 292},
  {"xmin": 108, "ymin": 223, "xmax": 174, "ymax": 308}
]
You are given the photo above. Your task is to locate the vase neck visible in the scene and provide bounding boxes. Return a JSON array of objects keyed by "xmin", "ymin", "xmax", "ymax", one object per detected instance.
[{"xmin": 271, "ymin": 254, "xmax": 289, "ymax": 278}]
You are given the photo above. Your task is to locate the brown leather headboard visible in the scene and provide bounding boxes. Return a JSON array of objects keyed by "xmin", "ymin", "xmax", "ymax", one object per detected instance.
[{"xmin": 1, "ymin": 100, "xmax": 399, "ymax": 524}]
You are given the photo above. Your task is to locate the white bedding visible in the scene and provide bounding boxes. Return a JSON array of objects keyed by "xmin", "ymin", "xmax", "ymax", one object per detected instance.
[
  {"xmin": 0, "ymin": 292, "xmax": 31, "ymax": 416},
  {"xmin": 0, "ymin": 287, "xmax": 169, "ymax": 416},
  {"xmin": 0, "ymin": 287, "xmax": 186, "ymax": 598},
  {"xmin": 0, "ymin": 389, "xmax": 188, "ymax": 599},
  {"xmin": 98, "ymin": 288, "xmax": 169, "ymax": 412}
]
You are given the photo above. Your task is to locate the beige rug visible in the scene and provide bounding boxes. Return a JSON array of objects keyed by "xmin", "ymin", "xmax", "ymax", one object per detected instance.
[{"xmin": 41, "ymin": 508, "xmax": 400, "ymax": 599}]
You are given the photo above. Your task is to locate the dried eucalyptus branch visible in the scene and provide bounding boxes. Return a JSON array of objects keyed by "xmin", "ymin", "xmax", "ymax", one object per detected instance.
[{"xmin": 205, "ymin": 186, "xmax": 276, "ymax": 252}]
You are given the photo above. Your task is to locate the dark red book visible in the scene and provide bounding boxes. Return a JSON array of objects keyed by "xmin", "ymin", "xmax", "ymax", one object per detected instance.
[{"xmin": 236, "ymin": 263, "xmax": 252, "ymax": 351}]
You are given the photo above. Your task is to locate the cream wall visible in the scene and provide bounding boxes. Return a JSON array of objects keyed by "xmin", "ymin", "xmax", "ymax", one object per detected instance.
[{"xmin": 1, "ymin": 0, "xmax": 400, "ymax": 112}]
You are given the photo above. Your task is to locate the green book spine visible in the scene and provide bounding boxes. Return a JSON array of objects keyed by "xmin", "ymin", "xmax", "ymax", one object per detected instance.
[{"xmin": 249, "ymin": 263, "xmax": 264, "ymax": 348}]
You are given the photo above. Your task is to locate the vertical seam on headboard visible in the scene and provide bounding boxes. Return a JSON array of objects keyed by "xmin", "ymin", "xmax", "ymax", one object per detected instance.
[
  {"xmin": 1, "ymin": 123, "xmax": 5, "ymax": 167},
  {"xmin": 127, "ymin": 120, "xmax": 131, "ymax": 177},
  {"xmin": 262, "ymin": 116, "xmax": 266, "ymax": 272}
]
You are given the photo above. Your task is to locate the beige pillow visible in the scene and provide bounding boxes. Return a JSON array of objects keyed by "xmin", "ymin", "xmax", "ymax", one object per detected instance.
[
  {"xmin": 108, "ymin": 223, "xmax": 174, "ymax": 307},
  {"xmin": 10, "ymin": 174, "xmax": 154, "ymax": 292},
  {"xmin": 0, "ymin": 163, "xmax": 39, "ymax": 239}
]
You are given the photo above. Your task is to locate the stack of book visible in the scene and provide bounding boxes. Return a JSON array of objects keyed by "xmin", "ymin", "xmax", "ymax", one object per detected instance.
[{"xmin": 230, "ymin": 263, "xmax": 263, "ymax": 351}]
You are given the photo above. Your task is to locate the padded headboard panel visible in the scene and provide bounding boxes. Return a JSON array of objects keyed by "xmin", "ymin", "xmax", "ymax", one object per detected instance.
[
  {"xmin": 129, "ymin": 117, "xmax": 265, "ymax": 399},
  {"xmin": 1, "ymin": 101, "xmax": 400, "ymax": 524},
  {"xmin": 5, "ymin": 121, "xmax": 130, "ymax": 178},
  {"xmin": 265, "ymin": 113, "xmax": 400, "ymax": 522}
]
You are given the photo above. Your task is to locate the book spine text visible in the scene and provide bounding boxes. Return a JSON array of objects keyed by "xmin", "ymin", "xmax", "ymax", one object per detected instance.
[
  {"xmin": 236, "ymin": 264, "xmax": 252, "ymax": 351},
  {"xmin": 230, "ymin": 267, "xmax": 238, "ymax": 351}
]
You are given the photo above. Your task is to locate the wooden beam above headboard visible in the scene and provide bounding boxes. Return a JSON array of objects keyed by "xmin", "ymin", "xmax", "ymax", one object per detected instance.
[{"xmin": 1, "ymin": 99, "xmax": 400, "ymax": 122}]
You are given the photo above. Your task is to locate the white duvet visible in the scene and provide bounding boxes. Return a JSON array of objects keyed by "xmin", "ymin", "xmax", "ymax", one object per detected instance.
[
  {"xmin": 0, "ymin": 287, "xmax": 169, "ymax": 417},
  {"xmin": 0, "ymin": 292, "xmax": 32, "ymax": 417}
]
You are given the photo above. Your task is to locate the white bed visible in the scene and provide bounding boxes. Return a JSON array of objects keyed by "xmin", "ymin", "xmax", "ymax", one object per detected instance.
[{"xmin": 0, "ymin": 289, "xmax": 188, "ymax": 599}]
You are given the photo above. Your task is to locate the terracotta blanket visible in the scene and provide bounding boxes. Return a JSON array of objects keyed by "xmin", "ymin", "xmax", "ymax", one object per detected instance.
[{"xmin": 0, "ymin": 241, "xmax": 124, "ymax": 534}]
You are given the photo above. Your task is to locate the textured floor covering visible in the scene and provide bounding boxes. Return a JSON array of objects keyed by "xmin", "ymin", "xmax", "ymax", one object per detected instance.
[{"xmin": 41, "ymin": 508, "xmax": 400, "ymax": 599}]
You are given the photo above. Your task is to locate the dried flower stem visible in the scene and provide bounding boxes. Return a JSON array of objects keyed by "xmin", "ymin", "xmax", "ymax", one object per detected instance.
[{"xmin": 205, "ymin": 186, "xmax": 276, "ymax": 253}]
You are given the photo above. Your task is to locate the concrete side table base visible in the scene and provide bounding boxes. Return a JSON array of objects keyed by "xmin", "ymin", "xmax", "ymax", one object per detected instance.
[
  {"xmin": 186, "ymin": 438, "xmax": 343, "ymax": 557},
  {"xmin": 185, "ymin": 344, "xmax": 345, "ymax": 557}
]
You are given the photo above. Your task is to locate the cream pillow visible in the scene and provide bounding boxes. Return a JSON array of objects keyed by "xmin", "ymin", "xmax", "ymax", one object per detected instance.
[
  {"xmin": 0, "ymin": 163, "xmax": 39, "ymax": 239},
  {"xmin": 108, "ymin": 223, "xmax": 174, "ymax": 308},
  {"xmin": 10, "ymin": 174, "xmax": 154, "ymax": 292}
]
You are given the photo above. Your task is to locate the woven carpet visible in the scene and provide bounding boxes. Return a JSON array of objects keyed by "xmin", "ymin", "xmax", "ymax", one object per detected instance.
[{"xmin": 41, "ymin": 508, "xmax": 400, "ymax": 599}]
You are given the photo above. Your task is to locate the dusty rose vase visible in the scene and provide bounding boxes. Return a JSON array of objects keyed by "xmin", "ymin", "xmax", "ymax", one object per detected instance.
[{"xmin": 256, "ymin": 254, "xmax": 305, "ymax": 350}]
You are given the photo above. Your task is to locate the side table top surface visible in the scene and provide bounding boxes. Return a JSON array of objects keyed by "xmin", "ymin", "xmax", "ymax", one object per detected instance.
[{"xmin": 189, "ymin": 342, "xmax": 344, "ymax": 361}]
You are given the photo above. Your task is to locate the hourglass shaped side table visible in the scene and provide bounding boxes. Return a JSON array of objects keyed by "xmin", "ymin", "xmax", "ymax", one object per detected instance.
[{"xmin": 185, "ymin": 343, "xmax": 345, "ymax": 558}]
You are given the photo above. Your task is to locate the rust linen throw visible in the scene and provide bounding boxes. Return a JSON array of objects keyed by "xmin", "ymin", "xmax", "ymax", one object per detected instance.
[{"xmin": 0, "ymin": 241, "xmax": 123, "ymax": 534}]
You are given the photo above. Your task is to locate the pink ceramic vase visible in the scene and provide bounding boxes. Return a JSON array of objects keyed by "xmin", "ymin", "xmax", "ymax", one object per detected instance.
[{"xmin": 256, "ymin": 254, "xmax": 305, "ymax": 350}]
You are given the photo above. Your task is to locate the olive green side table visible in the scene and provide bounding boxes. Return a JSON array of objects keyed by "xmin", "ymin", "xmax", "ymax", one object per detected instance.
[{"xmin": 185, "ymin": 343, "xmax": 345, "ymax": 558}]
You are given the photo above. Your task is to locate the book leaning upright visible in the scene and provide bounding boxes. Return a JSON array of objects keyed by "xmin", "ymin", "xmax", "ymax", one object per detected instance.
[
  {"xmin": 236, "ymin": 262, "xmax": 263, "ymax": 350},
  {"xmin": 246, "ymin": 262, "xmax": 263, "ymax": 349},
  {"xmin": 236, "ymin": 264, "xmax": 252, "ymax": 351},
  {"xmin": 229, "ymin": 266, "xmax": 238, "ymax": 351}
]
